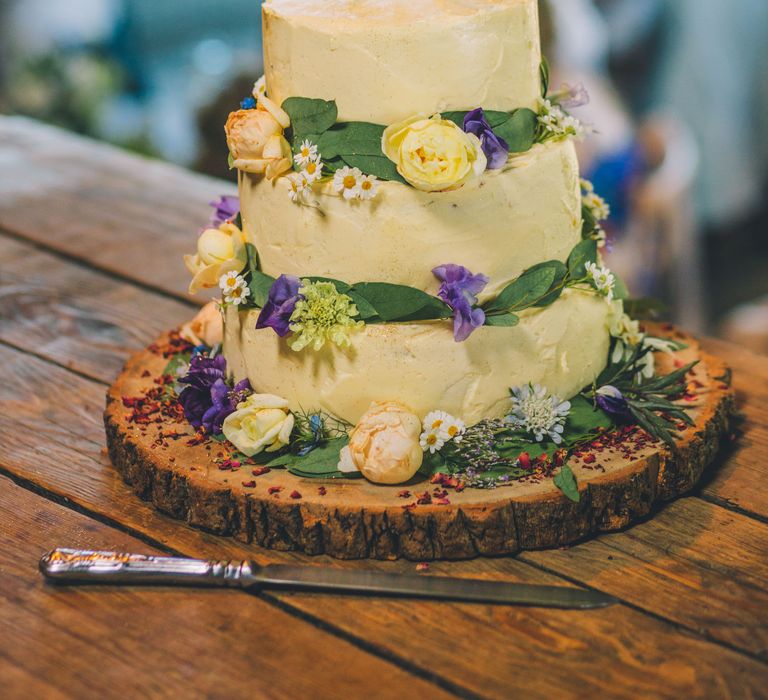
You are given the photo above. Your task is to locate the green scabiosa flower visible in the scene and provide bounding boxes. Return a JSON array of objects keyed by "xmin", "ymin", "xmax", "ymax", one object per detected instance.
[{"xmin": 289, "ymin": 280, "xmax": 363, "ymax": 351}]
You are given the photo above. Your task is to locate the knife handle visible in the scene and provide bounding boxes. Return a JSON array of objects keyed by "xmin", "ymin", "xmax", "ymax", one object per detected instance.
[{"xmin": 39, "ymin": 548, "xmax": 256, "ymax": 588}]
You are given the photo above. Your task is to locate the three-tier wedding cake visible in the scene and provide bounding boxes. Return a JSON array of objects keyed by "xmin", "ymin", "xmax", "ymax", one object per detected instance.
[{"xmin": 176, "ymin": 0, "xmax": 692, "ymax": 489}]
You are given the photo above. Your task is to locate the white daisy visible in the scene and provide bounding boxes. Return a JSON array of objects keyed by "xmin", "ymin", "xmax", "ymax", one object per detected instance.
[
  {"xmin": 287, "ymin": 172, "xmax": 312, "ymax": 203},
  {"xmin": 585, "ymin": 261, "xmax": 616, "ymax": 301},
  {"xmin": 294, "ymin": 139, "xmax": 319, "ymax": 167},
  {"xmin": 583, "ymin": 191, "xmax": 611, "ymax": 222},
  {"xmin": 358, "ymin": 174, "xmax": 379, "ymax": 200},
  {"xmin": 538, "ymin": 98, "xmax": 589, "ymax": 142},
  {"xmin": 219, "ymin": 271, "xmax": 246, "ymax": 294},
  {"xmin": 224, "ymin": 282, "xmax": 251, "ymax": 306},
  {"xmin": 301, "ymin": 157, "xmax": 324, "ymax": 183},
  {"xmin": 419, "ymin": 429, "xmax": 446, "ymax": 454},
  {"xmin": 506, "ymin": 384, "xmax": 571, "ymax": 444},
  {"xmin": 333, "ymin": 166, "xmax": 364, "ymax": 200}
]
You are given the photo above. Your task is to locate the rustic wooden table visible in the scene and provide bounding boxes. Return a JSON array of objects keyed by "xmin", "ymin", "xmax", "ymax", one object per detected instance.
[{"xmin": 1, "ymin": 116, "xmax": 767, "ymax": 699}]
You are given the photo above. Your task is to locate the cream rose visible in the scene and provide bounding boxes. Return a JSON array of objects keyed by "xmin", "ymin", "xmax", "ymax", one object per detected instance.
[
  {"xmin": 179, "ymin": 301, "xmax": 223, "ymax": 347},
  {"xmin": 225, "ymin": 107, "xmax": 292, "ymax": 180},
  {"xmin": 222, "ymin": 394, "xmax": 295, "ymax": 457},
  {"xmin": 382, "ymin": 115, "xmax": 487, "ymax": 192},
  {"xmin": 348, "ymin": 402, "xmax": 424, "ymax": 485},
  {"xmin": 184, "ymin": 222, "xmax": 247, "ymax": 295}
]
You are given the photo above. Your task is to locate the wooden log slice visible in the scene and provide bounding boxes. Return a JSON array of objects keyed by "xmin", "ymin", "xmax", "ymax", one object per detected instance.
[{"xmin": 105, "ymin": 324, "xmax": 737, "ymax": 561}]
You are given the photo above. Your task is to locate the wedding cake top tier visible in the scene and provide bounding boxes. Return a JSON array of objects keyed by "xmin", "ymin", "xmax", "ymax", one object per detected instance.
[{"xmin": 262, "ymin": 0, "xmax": 542, "ymax": 124}]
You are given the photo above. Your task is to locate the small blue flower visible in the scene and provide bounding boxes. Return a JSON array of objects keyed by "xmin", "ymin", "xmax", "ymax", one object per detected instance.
[{"xmin": 240, "ymin": 96, "xmax": 257, "ymax": 110}]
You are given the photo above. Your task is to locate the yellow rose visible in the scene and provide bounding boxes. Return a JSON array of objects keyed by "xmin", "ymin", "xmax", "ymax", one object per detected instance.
[
  {"xmin": 382, "ymin": 115, "xmax": 487, "ymax": 192},
  {"xmin": 222, "ymin": 394, "xmax": 295, "ymax": 457},
  {"xmin": 225, "ymin": 107, "xmax": 292, "ymax": 180},
  {"xmin": 179, "ymin": 301, "xmax": 223, "ymax": 347},
  {"xmin": 184, "ymin": 222, "xmax": 247, "ymax": 295},
  {"xmin": 348, "ymin": 401, "xmax": 424, "ymax": 485}
]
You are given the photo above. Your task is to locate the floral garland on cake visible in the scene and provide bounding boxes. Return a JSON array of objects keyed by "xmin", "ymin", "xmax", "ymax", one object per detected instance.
[{"xmin": 223, "ymin": 59, "xmax": 590, "ymax": 204}]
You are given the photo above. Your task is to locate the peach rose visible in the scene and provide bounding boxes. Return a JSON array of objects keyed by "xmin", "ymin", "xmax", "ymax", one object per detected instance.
[
  {"xmin": 348, "ymin": 401, "xmax": 424, "ymax": 485},
  {"xmin": 179, "ymin": 302, "xmax": 223, "ymax": 347},
  {"xmin": 225, "ymin": 107, "xmax": 292, "ymax": 180}
]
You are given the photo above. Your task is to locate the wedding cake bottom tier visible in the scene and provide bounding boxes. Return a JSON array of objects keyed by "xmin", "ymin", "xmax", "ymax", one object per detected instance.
[{"xmin": 223, "ymin": 289, "xmax": 612, "ymax": 424}]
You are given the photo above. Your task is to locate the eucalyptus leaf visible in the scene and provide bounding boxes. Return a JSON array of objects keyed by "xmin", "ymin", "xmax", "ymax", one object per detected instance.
[
  {"xmin": 282, "ymin": 437, "xmax": 349, "ymax": 475},
  {"xmin": 553, "ymin": 464, "xmax": 580, "ymax": 502},
  {"xmin": 565, "ymin": 395, "xmax": 614, "ymax": 439},
  {"xmin": 495, "ymin": 109, "xmax": 537, "ymax": 153},
  {"xmin": 305, "ymin": 276, "xmax": 352, "ymax": 294},
  {"xmin": 248, "ymin": 270, "xmax": 276, "ymax": 308},
  {"xmin": 484, "ymin": 313, "xmax": 520, "ymax": 327},
  {"xmin": 612, "ymin": 273, "xmax": 630, "ymax": 301},
  {"xmin": 567, "ymin": 238, "xmax": 598, "ymax": 279},
  {"xmin": 318, "ymin": 122, "xmax": 386, "ymax": 159},
  {"xmin": 485, "ymin": 261, "xmax": 566, "ymax": 314},
  {"xmin": 581, "ymin": 204, "xmax": 598, "ymax": 238},
  {"xmin": 540, "ymin": 57, "xmax": 550, "ymax": 98},
  {"xmin": 340, "ymin": 154, "xmax": 406, "ymax": 184},
  {"xmin": 345, "ymin": 291, "xmax": 380, "ymax": 321},
  {"xmin": 282, "ymin": 97, "xmax": 338, "ymax": 141},
  {"xmin": 527, "ymin": 260, "xmax": 568, "ymax": 307},
  {"xmin": 351, "ymin": 282, "xmax": 451, "ymax": 322}
]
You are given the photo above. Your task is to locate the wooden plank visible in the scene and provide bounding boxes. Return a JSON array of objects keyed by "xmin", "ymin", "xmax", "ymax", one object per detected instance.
[
  {"xmin": 699, "ymin": 337, "xmax": 768, "ymax": 519},
  {"xmin": 0, "ymin": 116, "xmax": 231, "ymax": 302},
  {"xmin": 2, "ymin": 343, "xmax": 767, "ymax": 698},
  {"xmin": 0, "ymin": 475, "xmax": 449, "ymax": 700}
]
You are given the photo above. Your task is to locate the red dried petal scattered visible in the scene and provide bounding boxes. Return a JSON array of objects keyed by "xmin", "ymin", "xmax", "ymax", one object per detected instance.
[
  {"xmin": 251, "ymin": 466, "xmax": 271, "ymax": 477},
  {"xmin": 241, "ymin": 480, "xmax": 256, "ymax": 488},
  {"xmin": 318, "ymin": 486, "xmax": 327, "ymax": 496},
  {"xmin": 290, "ymin": 490, "xmax": 302, "ymax": 500},
  {"xmin": 416, "ymin": 492, "xmax": 432, "ymax": 505},
  {"xmin": 415, "ymin": 563, "xmax": 430, "ymax": 572},
  {"xmin": 397, "ymin": 490, "xmax": 412, "ymax": 499},
  {"xmin": 268, "ymin": 486, "xmax": 283, "ymax": 495}
]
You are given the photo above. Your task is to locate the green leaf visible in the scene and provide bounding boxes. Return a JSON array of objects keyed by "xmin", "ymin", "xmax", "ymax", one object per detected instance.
[
  {"xmin": 567, "ymin": 238, "xmax": 598, "ymax": 279},
  {"xmin": 162, "ymin": 351, "xmax": 192, "ymax": 378},
  {"xmin": 248, "ymin": 270, "xmax": 276, "ymax": 308},
  {"xmin": 285, "ymin": 437, "xmax": 350, "ymax": 477},
  {"xmin": 581, "ymin": 204, "xmax": 598, "ymax": 238},
  {"xmin": 623, "ymin": 297, "xmax": 669, "ymax": 319},
  {"xmin": 540, "ymin": 57, "xmax": 550, "ymax": 97},
  {"xmin": 612, "ymin": 273, "xmax": 630, "ymax": 301},
  {"xmin": 553, "ymin": 464, "xmax": 580, "ymax": 502},
  {"xmin": 346, "ymin": 291, "xmax": 380, "ymax": 321},
  {"xmin": 484, "ymin": 313, "xmax": 520, "ymax": 327},
  {"xmin": 495, "ymin": 109, "xmax": 537, "ymax": 153},
  {"xmin": 227, "ymin": 152, "xmax": 235, "ymax": 170},
  {"xmin": 282, "ymin": 97, "xmax": 338, "ymax": 141},
  {"xmin": 351, "ymin": 282, "xmax": 451, "ymax": 322},
  {"xmin": 305, "ymin": 276, "xmax": 352, "ymax": 294},
  {"xmin": 485, "ymin": 260, "xmax": 567, "ymax": 314},
  {"xmin": 317, "ymin": 122, "xmax": 386, "ymax": 159},
  {"xmin": 441, "ymin": 110, "xmax": 512, "ymax": 130},
  {"xmin": 565, "ymin": 395, "xmax": 614, "ymax": 439},
  {"xmin": 485, "ymin": 265, "xmax": 556, "ymax": 314},
  {"xmin": 340, "ymin": 153, "xmax": 406, "ymax": 184}
]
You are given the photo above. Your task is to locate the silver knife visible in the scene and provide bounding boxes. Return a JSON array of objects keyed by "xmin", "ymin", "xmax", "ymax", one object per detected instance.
[{"xmin": 39, "ymin": 548, "xmax": 616, "ymax": 610}]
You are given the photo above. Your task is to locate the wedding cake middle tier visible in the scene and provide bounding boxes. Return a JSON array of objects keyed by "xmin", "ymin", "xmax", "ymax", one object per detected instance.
[{"xmin": 240, "ymin": 139, "xmax": 580, "ymax": 298}]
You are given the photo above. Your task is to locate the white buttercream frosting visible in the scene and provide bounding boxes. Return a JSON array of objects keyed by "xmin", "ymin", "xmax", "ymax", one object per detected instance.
[
  {"xmin": 262, "ymin": 0, "xmax": 542, "ymax": 123},
  {"xmin": 223, "ymin": 290, "xmax": 612, "ymax": 425},
  {"xmin": 240, "ymin": 139, "xmax": 581, "ymax": 299}
]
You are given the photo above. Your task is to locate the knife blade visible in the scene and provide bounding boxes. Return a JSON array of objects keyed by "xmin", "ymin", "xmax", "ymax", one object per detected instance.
[{"xmin": 39, "ymin": 548, "xmax": 616, "ymax": 610}]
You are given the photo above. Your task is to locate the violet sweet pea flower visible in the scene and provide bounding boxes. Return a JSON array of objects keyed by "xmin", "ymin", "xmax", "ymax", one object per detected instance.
[
  {"xmin": 463, "ymin": 108, "xmax": 509, "ymax": 170},
  {"xmin": 595, "ymin": 385, "xmax": 632, "ymax": 420},
  {"xmin": 209, "ymin": 195, "xmax": 240, "ymax": 228},
  {"xmin": 201, "ymin": 377, "xmax": 252, "ymax": 434},
  {"xmin": 177, "ymin": 354, "xmax": 227, "ymax": 428},
  {"xmin": 558, "ymin": 83, "xmax": 590, "ymax": 109},
  {"xmin": 433, "ymin": 264, "xmax": 489, "ymax": 342},
  {"xmin": 256, "ymin": 274, "xmax": 302, "ymax": 337}
]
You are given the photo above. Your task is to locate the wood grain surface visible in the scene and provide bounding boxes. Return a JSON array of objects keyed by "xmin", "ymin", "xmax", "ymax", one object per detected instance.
[{"xmin": 1, "ymin": 116, "xmax": 767, "ymax": 699}]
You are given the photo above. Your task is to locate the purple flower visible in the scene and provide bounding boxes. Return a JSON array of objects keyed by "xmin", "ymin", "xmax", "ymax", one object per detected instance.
[
  {"xmin": 432, "ymin": 264, "xmax": 489, "ymax": 342},
  {"xmin": 208, "ymin": 195, "xmax": 240, "ymax": 228},
  {"xmin": 256, "ymin": 274, "xmax": 302, "ymax": 337},
  {"xmin": 558, "ymin": 83, "xmax": 590, "ymax": 109},
  {"xmin": 463, "ymin": 108, "xmax": 509, "ymax": 170},
  {"xmin": 178, "ymin": 354, "xmax": 251, "ymax": 432},
  {"xmin": 177, "ymin": 354, "xmax": 226, "ymax": 429},
  {"xmin": 201, "ymin": 378, "xmax": 252, "ymax": 434},
  {"xmin": 595, "ymin": 386, "xmax": 632, "ymax": 420}
]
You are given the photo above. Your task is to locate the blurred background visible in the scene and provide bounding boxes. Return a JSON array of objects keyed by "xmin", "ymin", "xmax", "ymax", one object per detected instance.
[{"xmin": 0, "ymin": 0, "xmax": 767, "ymax": 350}]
